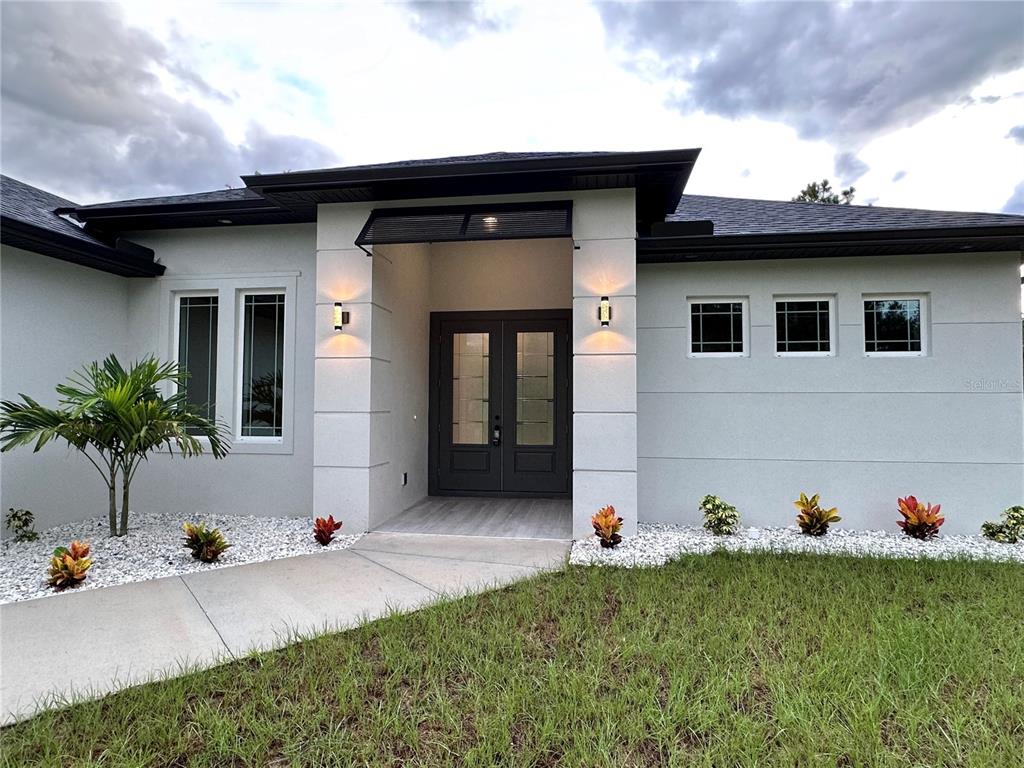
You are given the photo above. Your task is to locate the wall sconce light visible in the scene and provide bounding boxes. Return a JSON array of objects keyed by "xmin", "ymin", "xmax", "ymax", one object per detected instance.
[
  {"xmin": 333, "ymin": 302, "xmax": 350, "ymax": 331},
  {"xmin": 598, "ymin": 296, "xmax": 612, "ymax": 327}
]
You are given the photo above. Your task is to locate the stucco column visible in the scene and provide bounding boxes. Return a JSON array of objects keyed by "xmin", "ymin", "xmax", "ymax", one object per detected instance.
[
  {"xmin": 312, "ymin": 204, "xmax": 385, "ymax": 532},
  {"xmin": 571, "ymin": 190, "xmax": 639, "ymax": 538}
]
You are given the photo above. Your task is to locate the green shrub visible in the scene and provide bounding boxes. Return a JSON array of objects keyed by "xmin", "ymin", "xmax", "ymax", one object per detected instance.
[
  {"xmin": 182, "ymin": 522, "xmax": 231, "ymax": 562},
  {"xmin": 981, "ymin": 505, "xmax": 1024, "ymax": 544},
  {"xmin": 4, "ymin": 507, "xmax": 38, "ymax": 542},
  {"xmin": 700, "ymin": 494, "xmax": 740, "ymax": 536}
]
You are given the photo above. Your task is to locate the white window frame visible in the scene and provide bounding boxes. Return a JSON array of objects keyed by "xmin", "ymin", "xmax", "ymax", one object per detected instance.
[
  {"xmin": 773, "ymin": 294, "xmax": 837, "ymax": 358},
  {"xmin": 160, "ymin": 272, "xmax": 298, "ymax": 455},
  {"xmin": 686, "ymin": 297, "xmax": 750, "ymax": 358},
  {"xmin": 862, "ymin": 293, "xmax": 928, "ymax": 358}
]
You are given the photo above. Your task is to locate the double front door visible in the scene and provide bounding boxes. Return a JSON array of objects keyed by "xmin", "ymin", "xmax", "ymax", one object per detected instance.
[{"xmin": 429, "ymin": 311, "xmax": 571, "ymax": 496}]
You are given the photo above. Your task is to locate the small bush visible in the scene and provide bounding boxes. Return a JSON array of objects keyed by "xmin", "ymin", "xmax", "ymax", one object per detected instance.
[
  {"xmin": 700, "ymin": 495, "xmax": 740, "ymax": 536},
  {"xmin": 48, "ymin": 540, "xmax": 92, "ymax": 589},
  {"xmin": 313, "ymin": 515, "xmax": 343, "ymax": 546},
  {"xmin": 794, "ymin": 492, "xmax": 841, "ymax": 536},
  {"xmin": 5, "ymin": 507, "xmax": 38, "ymax": 542},
  {"xmin": 897, "ymin": 495, "xmax": 944, "ymax": 540},
  {"xmin": 980, "ymin": 505, "xmax": 1024, "ymax": 544},
  {"xmin": 591, "ymin": 505, "xmax": 623, "ymax": 548},
  {"xmin": 182, "ymin": 522, "xmax": 230, "ymax": 562}
]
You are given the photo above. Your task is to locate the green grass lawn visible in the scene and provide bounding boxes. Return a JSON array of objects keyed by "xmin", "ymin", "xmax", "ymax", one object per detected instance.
[{"xmin": 4, "ymin": 552, "xmax": 1023, "ymax": 767}]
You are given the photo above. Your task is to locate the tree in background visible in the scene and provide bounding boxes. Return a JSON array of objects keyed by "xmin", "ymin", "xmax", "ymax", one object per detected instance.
[
  {"xmin": 0, "ymin": 356, "xmax": 230, "ymax": 536},
  {"xmin": 793, "ymin": 179, "xmax": 855, "ymax": 205}
]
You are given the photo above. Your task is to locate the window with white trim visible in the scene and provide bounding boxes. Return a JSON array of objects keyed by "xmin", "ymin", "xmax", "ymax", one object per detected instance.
[
  {"xmin": 239, "ymin": 293, "xmax": 286, "ymax": 438},
  {"xmin": 863, "ymin": 296, "xmax": 925, "ymax": 355},
  {"xmin": 689, "ymin": 299, "xmax": 747, "ymax": 356},
  {"xmin": 175, "ymin": 294, "xmax": 218, "ymax": 425},
  {"xmin": 775, "ymin": 297, "xmax": 834, "ymax": 355}
]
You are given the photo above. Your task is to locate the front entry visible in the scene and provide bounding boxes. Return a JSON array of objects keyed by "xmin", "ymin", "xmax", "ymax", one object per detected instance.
[{"xmin": 429, "ymin": 310, "xmax": 571, "ymax": 496}]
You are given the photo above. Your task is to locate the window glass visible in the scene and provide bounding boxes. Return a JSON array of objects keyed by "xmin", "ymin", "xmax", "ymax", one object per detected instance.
[
  {"xmin": 691, "ymin": 301, "xmax": 744, "ymax": 354},
  {"xmin": 516, "ymin": 331, "xmax": 554, "ymax": 445},
  {"xmin": 452, "ymin": 332, "xmax": 489, "ymax": 445},
  {"xmin": 864, "ymin": 298, "xmax": 922, "ymax": 353},
  {"xmin": 241, "ymin": 293, "xmax": 285, "ymax": 437},
  {"xmin": 776, "ymin": 299, "xmax": 831, "ymax": 353},
  {"xmin": 177, "ymin": 295, "xmax": 218, "ymax": 425}
]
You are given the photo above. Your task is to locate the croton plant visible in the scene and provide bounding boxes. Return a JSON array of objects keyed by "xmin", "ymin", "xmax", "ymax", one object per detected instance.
[
  {"xmin": 313, "ymin": 515, "xmax": 343, "ymax": 546},
  {"xmin": 591, "ymin": 505, "xmax": 623, "ymax": 548},
  {"xmin": 897, "ymin": 495, "xmax": 944, "ymax": 540},
  {"xmin": 47, "ymin": 540, "xmax": 92, "ymax": 590}
]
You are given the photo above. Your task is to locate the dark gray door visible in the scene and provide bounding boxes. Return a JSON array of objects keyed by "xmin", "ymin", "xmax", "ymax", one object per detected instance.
[{"xmin": 431, "ymin": 311, "xmax": 570, "ymax": 496}]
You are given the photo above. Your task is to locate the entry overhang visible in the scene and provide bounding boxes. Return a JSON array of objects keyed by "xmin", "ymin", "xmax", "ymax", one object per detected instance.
[{"xmin": 354, "ymin": 201, "xmax": 573, "ymax": 247}]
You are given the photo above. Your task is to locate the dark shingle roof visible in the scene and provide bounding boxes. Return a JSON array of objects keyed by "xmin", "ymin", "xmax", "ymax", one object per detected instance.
[
  {"xmin": 1, "ymin": 175, "xmax": 163, "ymax": 276},
  {"xmin": 73, "ymin": 187, "xmax": 263, "ymax": 211},
  {"xmin": 1, "ymin": 175, "xmax": 102, "ymax": 245},
  {"xmin": 275, "ymin": 150, "xmax": 622, "ymax": 174},
  {"xmin": 672, "ymin": 194, "xmax": 1024, "ymax": 236}
]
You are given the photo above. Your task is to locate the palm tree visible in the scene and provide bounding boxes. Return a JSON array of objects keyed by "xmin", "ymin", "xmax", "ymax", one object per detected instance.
[{"xmin": 0, "ymin": 355, "xmax": 230, "ymax": 536}]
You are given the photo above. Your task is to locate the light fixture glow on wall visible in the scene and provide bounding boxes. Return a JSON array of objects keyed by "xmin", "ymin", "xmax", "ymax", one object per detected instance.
[
  {"xmin": 598, "ymin": 296, "xmax": 612, "ymax": 327},
  {"xmin": 481, "ymin": 215, "xmax": 499, "ymax": 230},
  {"xmin": 333, "ymin": 302, "xmax": 350, "ymax": 332}
]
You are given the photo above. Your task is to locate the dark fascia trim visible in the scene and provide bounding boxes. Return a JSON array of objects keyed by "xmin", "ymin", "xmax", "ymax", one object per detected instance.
[
  {"xmin": 0, "ymin": 216, "xmax": 164, "ymax": 277},
  {"xmin": 637, "ymin": 225, "xmax": 1024, "ymax": 262},
  {"xmin": 64, "ymin": 197, "xmax": 286, "ymax": 224},
  {"xmin": 355, "ymin": 200, "xmax": 573, "ymax": 246},
  {"xmin": 241, "ymin": 149, "xmax": 701, "ymax": 192}
]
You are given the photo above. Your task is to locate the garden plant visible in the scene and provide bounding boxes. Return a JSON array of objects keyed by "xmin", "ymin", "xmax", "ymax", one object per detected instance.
[
  {"xmin": 896, "ymin": 495, "xmax": 944, "ymax": 540},
  {"xmin": 981, "ymin": 505, "xmax": 1024, "ymax": 544},
  {"xmin": 591, "ymin": 505, "xmax": 623, "ymax": 548},
  {"xmin": 4, "ymin": 506, "xmax": 38, "ymax": 542},
  {"xmin": 700, "ymin": 494, "xmax": 740, "ymax": 535},
  {"xmin": 47, "ymin": 540, "xmax": 92, "ymax": 589},
  {"xmin": 794, "ymin": 492, "xmax": 840, "ymax": 536},
  {"xmin": 0, "ymin": 355, "xmax": 230, "ymax": 537},
  {"xmin": 313, "ymin": 515, "xmax": 343, "ymax": 545},
  {"xmin": 182, "ymin": 522, "xmax": 231, "ymax": 562}
]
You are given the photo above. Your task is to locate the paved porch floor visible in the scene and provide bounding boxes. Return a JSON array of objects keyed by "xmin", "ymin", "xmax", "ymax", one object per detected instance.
[
  {"xmin": 374, "ymin": 496, "xmax": 573, "ymax": 539},
  {"xmin": 0, "ymin": 532, "xmax": 569, "ymax": 724}
]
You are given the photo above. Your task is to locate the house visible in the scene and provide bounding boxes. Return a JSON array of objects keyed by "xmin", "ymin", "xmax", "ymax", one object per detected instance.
[{"xmin": 1, "ymin": 149, "xmax": 1022, "ymax": 538}]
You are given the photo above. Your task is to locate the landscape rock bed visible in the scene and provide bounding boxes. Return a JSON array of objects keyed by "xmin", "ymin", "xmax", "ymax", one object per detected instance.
[
  {"xmin": 1, "ymin": 511, "xmax": 362, "ymax": 604},
  {"xmin": 571, "ymin": 522, "xmax": 1024, "ymax": 568}
]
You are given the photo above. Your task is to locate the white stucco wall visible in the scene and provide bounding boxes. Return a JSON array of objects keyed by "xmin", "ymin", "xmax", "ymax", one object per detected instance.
[
  {"xmin": 637, "ymin": 252, "xmax": 1024, "ymax": 534},
  {"xmin": 429, "ymin": 239, "xmax": 572, "ymax": 311},
  {"xmin": 0, "ymin": 246, "xmax": 130, "ymax": 531},
  {"xmin": 124, "ymin": 224, "xmax": 317, "ymax": 519}
]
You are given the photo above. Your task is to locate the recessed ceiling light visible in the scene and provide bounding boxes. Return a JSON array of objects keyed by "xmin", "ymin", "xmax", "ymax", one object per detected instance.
[{"xmin": 482, "ymin": 216, "xmax": 498, "ymax": 229}]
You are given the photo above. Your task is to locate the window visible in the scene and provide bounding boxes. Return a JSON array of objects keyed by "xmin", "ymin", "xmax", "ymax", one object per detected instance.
[
  {"xmin": 689, "ymin": 299, "xmax": 747, "ymax": 356},
  {"xmin": 176, "ymin": 295, "xmax": 218, "ymax": 424},
  {"xmin": 240, "ymin": 293, "xmax": 285, "ymax": 438},
  {"xmin": 775, "ymin": 297, "xmax": 834, "ymax": 355},
  {"xmin": 864, "ymin": 296, "xmax": 925, "ymax": 355}
]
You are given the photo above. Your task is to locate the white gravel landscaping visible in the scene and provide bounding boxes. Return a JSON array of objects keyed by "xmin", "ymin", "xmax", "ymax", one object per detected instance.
[
  {"xmin": 0, "ymin": 511, "xmax": 362, "ymax": 605},
  {"xmin": 571, "ymin": 522, "xmax": 1024, "ymax": 568}
]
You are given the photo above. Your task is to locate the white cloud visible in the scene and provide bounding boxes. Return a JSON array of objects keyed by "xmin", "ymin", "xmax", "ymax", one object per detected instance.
[{"xmin": 1, "ymin": 0, "xmax": 1021, "ymax": 214}]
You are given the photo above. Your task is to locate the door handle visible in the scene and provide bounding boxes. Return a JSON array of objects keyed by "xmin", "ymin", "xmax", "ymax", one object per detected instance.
[{"xmin": 492, "ymin": 424, "xmax": 501, "ymax": 446}]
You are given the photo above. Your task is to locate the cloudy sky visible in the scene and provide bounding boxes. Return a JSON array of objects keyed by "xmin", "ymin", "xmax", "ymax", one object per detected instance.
[{"xmin": 2, "ymin": 0, "xmax": 1023, "ymax": 213}]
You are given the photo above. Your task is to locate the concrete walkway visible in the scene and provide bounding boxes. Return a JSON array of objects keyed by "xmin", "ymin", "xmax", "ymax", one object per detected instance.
[{"xmin": 0, "ymin": 532, "xmax": 569, "ymax": 724}]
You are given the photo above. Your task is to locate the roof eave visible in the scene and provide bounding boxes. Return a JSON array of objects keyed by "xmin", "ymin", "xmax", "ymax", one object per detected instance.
[
  {"xmin": 637, "ymin": 225, "xmax": 1024, "ymax": 263},
  {"xmin": 0, "ymin": 216, "xmax": 164, "ymax": 277}
]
